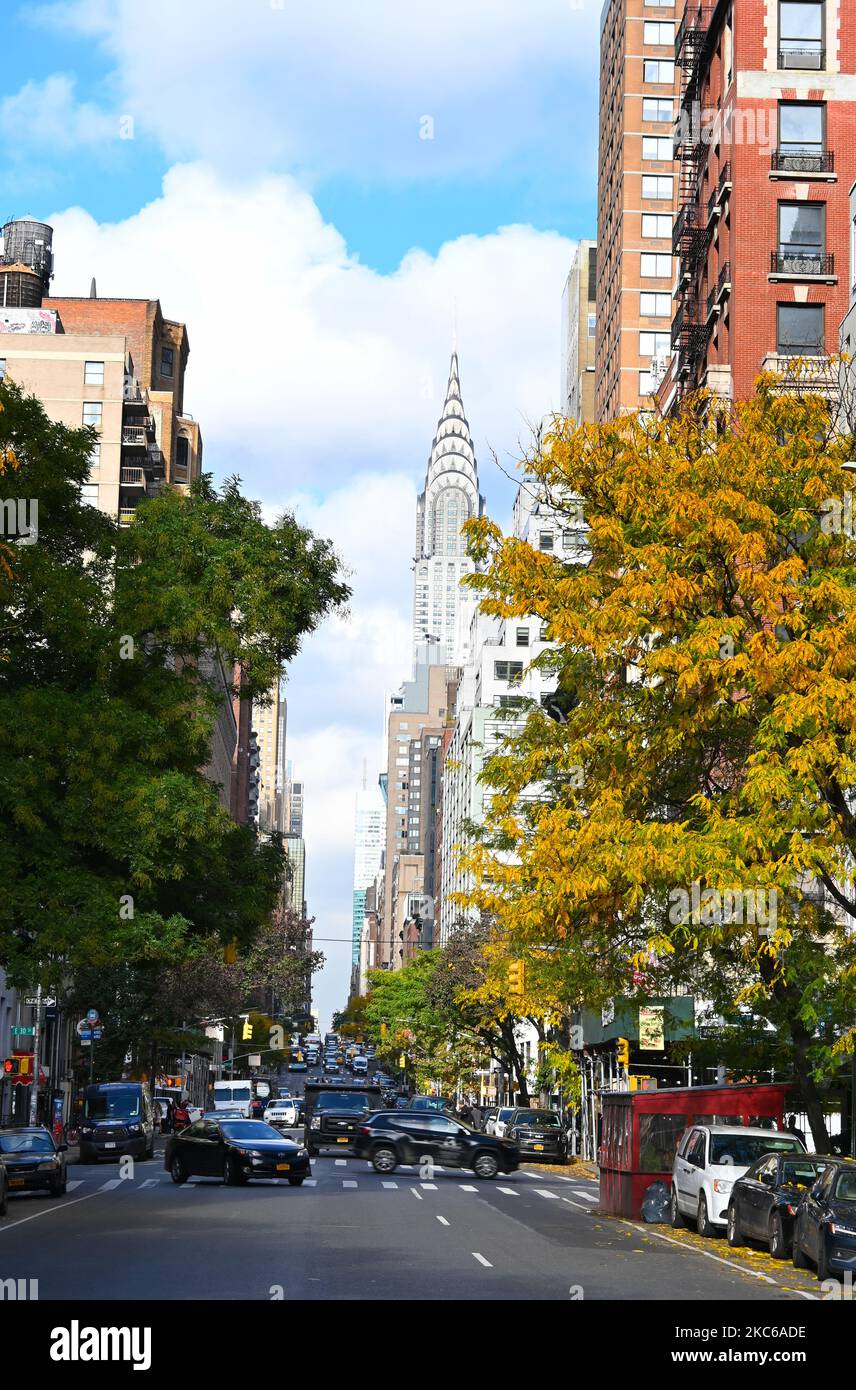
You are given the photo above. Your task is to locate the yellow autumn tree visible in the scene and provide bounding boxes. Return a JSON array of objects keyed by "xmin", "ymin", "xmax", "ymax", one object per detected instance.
[{"xmin": 460, "ymin": 375, "xmax": 856, "ymax": 1150}]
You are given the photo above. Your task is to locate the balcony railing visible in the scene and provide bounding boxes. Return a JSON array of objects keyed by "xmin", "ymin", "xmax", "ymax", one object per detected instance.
[
  {"xmin": 771, "ymin": 149, "xmax": 834, "ymax": 175},
  {"xmin": 770, "ymin": 251, "xmax": 835, "ymax": 277},
  {"xmin": 778, "ymin": 45, "xmax": 825, "ymax": 71},
  {"xmin": 118, "ymin": 507, "xmax": 138, "ymax": 526},
  {"xmin": 706, "ymin": 262, "xmax": 731, "ymax": 319},
  {"xmin": 121, "ymin": 425, "xmax": 147, "ymax": 448},
  {"xmin": 120, "ymin": 466, "xmax": 146, "ymax": 488}
]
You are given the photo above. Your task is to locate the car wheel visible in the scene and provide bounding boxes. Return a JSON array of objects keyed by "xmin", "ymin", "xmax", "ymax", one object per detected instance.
[
  {"xmin": 726, "ymin": 1202, "xmax": 742, "ymax": 1248},
  {"xmin": 670, "ymin": 1187, "xmax": 686, "ymax": 1228},
  {"xmin": 769, "ymin": 1212, "xmax": 788, "ymax": 1261},
  {"xmin": 49, "ymin": 1173, "xmax": 66, "ymax": 1198},
  {"xmin": 170, "ymin": 1155, "xmax": 187, "ymax": 1185},
  {"xmin": 370, "ymin": 1145, "xmax": 398, "ymax": 1175},
  {"xmin": 791, "ymin": 1234, "xmax": 809, "ymax": 1269},
  {"xmin": 223, "ymin": 1155, "xmax": 244, "ymax": 1186},
  {"xmin": 473, "ymin": 1152, "xmax": 499, "ymax": 1180},
  {"xmin": 287, "ymin": 1176, "xmax": 305, "ymax": 1187},
  {"xmin": 697, "ymin": 1193, "xmax": 715, "ymax": 1239}
]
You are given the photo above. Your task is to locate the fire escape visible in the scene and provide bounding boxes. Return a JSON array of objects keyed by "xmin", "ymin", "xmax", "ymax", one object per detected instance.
[{"xmin": 671, "ymin": 5, "xmax": 715, "ymax": 388}]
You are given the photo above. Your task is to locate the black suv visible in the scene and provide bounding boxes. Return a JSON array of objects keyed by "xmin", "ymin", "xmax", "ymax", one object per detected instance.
[
  {"xmin": 304, "ymin": 1083, "xmax": 383, "ymax": 1154},
  {"xmin": 505, "ymin": 1109, "xmax": 567, "ymax": 1163},
  {"xmin": 353, "ymin": 1111, "xmax": 519, "ymax": 1179}
]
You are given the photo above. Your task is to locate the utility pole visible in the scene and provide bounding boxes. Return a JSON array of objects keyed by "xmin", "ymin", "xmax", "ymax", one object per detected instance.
[{"xmin": 28, "ymin": 984, "xmax": 43, "ymax": 1125}]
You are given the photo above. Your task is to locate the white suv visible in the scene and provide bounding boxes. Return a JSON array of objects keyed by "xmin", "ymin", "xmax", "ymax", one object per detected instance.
[{"xmin": 671, "ymin": 1125, "xmax": 806, "ymax": 1238}]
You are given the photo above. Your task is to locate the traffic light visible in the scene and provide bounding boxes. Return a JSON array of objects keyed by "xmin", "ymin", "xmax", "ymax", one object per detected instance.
[
  {"xmin": 616, "ymin": 1037, "xmax": 630, "ymax": 1068},
  {"xmin": 508, "ymin": 960, "xmax": 525, "ymax": 997},
  {"xmin": 3, "ymin": 1058, "xmax": 20, "ymax": 1076},
  {"xmin": 380, "ymin": 1022, "xmax": 388, "ymax": 1038},
  {"xmin": 242, "ymin": 1018, "xmax": 253, "ymax": 1042}
]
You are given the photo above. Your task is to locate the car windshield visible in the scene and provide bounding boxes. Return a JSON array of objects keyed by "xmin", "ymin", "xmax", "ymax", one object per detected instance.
[
  {"xmin": 314, "ymin": 1092, "xmax": 369, "ymax": 1111},
  {"xmin": 0, "ymin": 1132, "xmax": 55, "ymax": 1154},
  {"xmin": 833, "ymin": 1170, "xmax": 856, "ymax": 1203},
  {"xmin": 780, "ymin": 1159, "xmax": 825, "ymax": 1186},
  {"xmin": 216, "ymin": 1087, "xmax": 250, "ymax": 1103},
  {"xmin": 219, "ymin": 1122, "xmax": 282, "ymax": 1141},
  {"xmin": 84, "ymin": 1087, "xmax": 141, "ymax": 1119},
  {"xmin": 710, "ymin": 1134, "xmax": 803, "ymax": 1166},
  {"xmin": 514, "ymin": 1111, "xmax": 560, "ymax": 1128},
  {"xmin": 498, "ymin": 1109, "xmax": 514, "ymax": 1121}
]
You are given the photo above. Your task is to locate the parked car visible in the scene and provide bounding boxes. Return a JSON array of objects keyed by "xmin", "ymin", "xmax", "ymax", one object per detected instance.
[
  {"xmin": 0, "ymin": 1127, "xmax": 68, "ymax": 1197},
  {"xmin": 264, "ymin": 1098, "xmax": 300, "ymax": 1129},
  {"xmin": 727, "ymin": 1153, "xmax": 830, "ymax": 1258},
  {"xmin": 165, "ymin": 1117, "xmax": 311, "ymax": 1186},
  {"xmin": 671, "ymin": 1125, "xmax": 806, "ymax": 1237},
  {"xmin": 792, "ymin": 1158, "xmax": 856, "ymax": 1281},
  {"xmin": 203, "ymin": 1107, "xmax": 245, "ymax": 1122},
  {"xmin": 504, "ymin": 1109, "xmax": 567, "ymax": 1164},
  {"xmin": 409, "ymin": 1095, "xmax": 456, "ymax": 1115},
  {"xmin": 480, "ymin": 1108, "xmax": 498, "ymax": 1134},
  {"xmin": 79, "ymin": 1082, "xmax": 156, "ymax": 1163},
  {"xmin": 487, "ymin": 1107, "xmax": 516, "ymax": 1138},
  {"xmin": 354, "ymin": 1110, "xmax": 520, "ymax": 1179}
]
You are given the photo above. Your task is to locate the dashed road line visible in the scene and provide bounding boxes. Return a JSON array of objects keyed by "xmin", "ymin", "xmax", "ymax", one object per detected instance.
[
  {"xmin": 436, "ymin": 1215, "xmax": 450, "ymax": 1226},
  {"xmin": 381, "ymin": 1181, "xmax": 398, "ymax": 1190},
  {"xmin": 98, "ymin": 1179, "xmax": 124, "ymax": 1191},
  {"xmin": 410, "ymin": 1187, "xmax": 423, "ymax": 1200},
  {"xmin": 459, "ymin": 1185, "xmax": 477, "ymax": 1193},
  {"xmin": 572, "ymin": 1189, "xmax": 597, "ymax": 1202},
  {"xmin": 472, "ymin": 1252, "xmax": 493, "ymax": 1268},
  {"xmin": 497, "ymin": 1186, "xmax": 519, "ymax": 1196},
  {"xmin": 534, "ymin": 1188, "xmax": 560, "ymax": 1200},
  {"xmin": 420, "ymin": 1182, "xmax": 438, "ymax": 1190},
  {"xmin": 342, "ymin": 1180, "xmax": 358, "ymax": 1189}
]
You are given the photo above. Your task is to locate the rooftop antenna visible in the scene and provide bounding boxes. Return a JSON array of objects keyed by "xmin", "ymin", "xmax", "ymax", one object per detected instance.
[{"xmin": 89, "ymin": 277, "xmax": 97, "ymax": 299}]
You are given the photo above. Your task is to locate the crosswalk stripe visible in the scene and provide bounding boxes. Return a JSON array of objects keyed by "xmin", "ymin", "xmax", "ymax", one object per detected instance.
[
  {"xmin": 420, "ymin": 1182, "xmax": 438, "ymax": 1190},
  {"xmin": 572, "ymin": 1189, "xmax": 597, "ymax": 1202},
  {"xmin": 98, "ymin": 1179, "xmax": 123, "ymax": 1191},
  {"xmin": 534, "ymin": 1188, "xmax": 560, "ymax": 1199},
  {"xmin": 410, "ymin": 1187, "xmax": 423, "ymax": 1200},
  {"xmin": 304, "ymin": 1179, "xmax": 317, "ymax": 1186},
  {"xmin": 436, "ymin": 1215, "xmax": 450, "ymax": 1226},
  {"xmin": 335, "ymin": 1159, "xmax": 347, "ymax": 1166},
  {"xmin": 139, "ymin": 1179, "xmax": 159, "ymax": 1189},
  {"xmin": 472, "ymin": 1252, "xmax": 492, "ymax": 1268},
  {"xmin": 66, "ymin": 1180, "xmax": 84, "ymax": 1192},
  {"xmin": 342, "ymin": 1180, "xmax": 357, "ymax": 1188},
  {"xmin": 459, "ymin": 1185, "xmax": 478, "ymax": 1192},
  {"xmin": 497, "ymin": 1186, "xmax": 518, "ymax": 1196},
  {"xmin": 381, "ymin": 1181, "xmax": 398, "ymax": 1189}
]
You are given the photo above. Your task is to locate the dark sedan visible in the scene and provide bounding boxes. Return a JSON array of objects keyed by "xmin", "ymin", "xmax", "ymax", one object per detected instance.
[
  {"xmin": 0, "ymin": 1127, "xmax": 68, "ymax": 1197},
  {"xmin": 727, "ymin": 1152, "xmax": 829, "ymax": 1258},
  {"xmin": 353, "ymin": 1111, "xmax": 520, "ymax": 1179},
  {"xmin": 165, "ymin": 1118, "xmax": 311, "ymax": 1187},
  {"xmin": 505, "ymin": 1109, "xmax": 567, "ymax": 1164},
  {"xmin": 792, "ymin": 1158, "xmax": 856, "ymax": 1280}
]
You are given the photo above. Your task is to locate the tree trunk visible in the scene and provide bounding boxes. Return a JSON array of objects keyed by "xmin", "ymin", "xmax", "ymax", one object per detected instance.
[{"xmin": 792, "ymin": 1025, "xmax": 831, "ymax": 1153}]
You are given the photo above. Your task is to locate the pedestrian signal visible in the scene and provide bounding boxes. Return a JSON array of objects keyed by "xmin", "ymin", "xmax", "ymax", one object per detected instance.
[
  {"xmin": 242, "ymin": 1019, "xmax": 253, "ymax": 1041},
  {"xmin": 616, "ymin": 1037, "xmax": 630, "ymax": 1068},
  {"xmin": 508, "ymin": 960, "xmax": 525, "ymax": 997}
]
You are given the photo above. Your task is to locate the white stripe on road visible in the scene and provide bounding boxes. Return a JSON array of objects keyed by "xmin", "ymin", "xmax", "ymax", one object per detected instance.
[
  {"xmin": 139, "ymin": 1179, "xmax": 159, "ymax": 1189},
  {"xmin": 629, "ymin": 1223, "xmax": 783, "ymax": 1286},
  {"xmin": 410, "ymin": 1187, "xmax": 423, "ymax": 1200},
  {"xmin": 497, "ymin": 1186, "xmax": 518, "ymax": 1196},
  {"xmin": 436, "ymin": 1215, "xmax": 450, "ymax": 1226},
  {"xmin": 66, "ymin": 1180, "xmax": 84, "ymax": 1192},
  {"xmin": 572, "ymin": 1189, "xmax": 597, "ymax": 1202},
  {"xmin": 342, "ymin": 1180, "xmax": 357, "ymax": 1188},
  {"xmin": 472, "ymin": 1252, "xmax": 493, "ymax": 1268},
  {"xmin": 335, "ymin": 1159, "xmax": 347, "ymax": 1166},
  {"xmin": 98, "ymin": 1179, "xmax": 123, "ymax": 1191},
  {"xmin": 0, "ymin": 1187, "xmax": 107, "ymax": 1233},
  {"xmin": 459, "ymin": 1185, "xmax": 477, "ymax": 1192},
  {"xmin": 304, "ymin": 1179, "xmax": 317, "ymax": 1186},
  {"xmin": 561, "ymin": 1196, "xmax": 591, "ymax": 1212},
  {"xmin": 534, "ymin": 1188, "xmax": 560, "ymax": 1200},
  {"xmin": 381, "ymin": 1181, "xmax": 398, "ymax": 1189},
  {"xmin": 420, "ymin": 1183, "xmax": 438, "ymax": 1190}
]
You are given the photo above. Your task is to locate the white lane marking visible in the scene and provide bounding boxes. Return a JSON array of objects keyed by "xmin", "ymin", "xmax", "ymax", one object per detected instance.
[
  {"xmin": 436, "ymin": 1215, "xmax": 450, "ymax": 1226},
  {"xmin": 561, "ymin": 1196, "xmax": 591, "ymax": 1212},
  {"xmin": 432, "ymin": 1166, "xmax": 445, "ymax": 1173},
  {"xmin": 66, "ymin": 1180, "xmax": 84, "ymax": 1192},
  {"xmin": 410, "ymin": 1187, "xmax": 423, "ymax": 1200},
  {"xmin": 381, "ymin": 1181, "xmax": 398, "ymax": 1190},
  {"xmin": 628, "ymin": 1223, "xmax": 784, "ymax": 1287},
  {"xmin": 420, "ymin": 1182, "xmax": 438, "ymax": 1190},
  {"xmin": 0, "ymin": 1187, "xmax": 106, "ymax": 1233},
  {"xmin": 335, "ymin": 1159, "xmax": 347, "ymax": 1167},
  {"xmin": 139, "ymin": 1179, "xmax": 159, "ymax": 1189},
  {"xmin": 497, "ymin": 1186, "xmax": 519, "ymax": 1196},
  {"xmin": 304, "ymin": 1179, "xmax": 318, "ymax": 1187},
  {"xmin": 534, "ymin": 1188, "xmax": 560, "ymax": 1200},
  {"xmin": 342, "ymin": 1180, "xmax": 358, "ymax": 1188},
  {"xmin": 572, "ymin": 1189, "xmax": 597, "ymax": 1202},
  {"xmin": 459, "ymin": 1184, "xmax": 478, "ymax": 1192},
  {"xmin": 472, "ymin": 1252, "xmax": 493, "ymax": 1268},
  {"xmin": 99, "ymin": 1179, "xmax": 123, "ymax": 1191}
]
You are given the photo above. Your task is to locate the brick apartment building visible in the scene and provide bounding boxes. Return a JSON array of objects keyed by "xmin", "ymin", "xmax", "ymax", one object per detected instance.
[
  {"xmin": 665, "ymin": 0, "xmax": 855, "ymax": 408},
  {"xmin": 596, "ymin": 0, "xmax": 686, "ymax": 420}
]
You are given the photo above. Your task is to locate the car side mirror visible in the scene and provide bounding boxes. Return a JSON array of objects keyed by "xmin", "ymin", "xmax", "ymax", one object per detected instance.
[{"xmin": 58, "ymin": 1142, "xmax": 69, "ymax": 1152}]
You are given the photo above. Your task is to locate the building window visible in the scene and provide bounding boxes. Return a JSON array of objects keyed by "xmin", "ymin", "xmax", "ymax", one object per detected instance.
[
  {"xmin": 776, "ymin": 303, "xmax": 824, "ymax": 355},
  {"xmin": 80, "ymin": 483, "xmax": 99, "ymax": 508},
  {"xmin": 778, "ymin": 101, "xmax": 824, "ymax": 156},
  {"xmin": 643, "ymin": 98, "xmax": 674, "ymax": 123},
  {"xmin": 778, "ymin": 2, "xmax": 824, "ymax": 70},
  {"xmin": 539, "ymin": 624, "xmax": 550, "ymax": 641},
  {"xmin": 0, "ymin": 360, "xmax": 6, "ymax": 380},
  {"xmin": 643, "ymin": 59, "xmax": 674, "ymax": 84},
  {"xmin": 640, "ymin": 291, "xmax": 672, "ymax": 317},
  {"xmin": 640, "ymin": 331, "xmax": 672, "ymax": 359},
  {"xmin": 642, "ymin": 212, "xmax": 672, "ymax": 238},
  {"xmin": 642, "ymin": 136, "xmax": 673, "ymax": 161},
  {"xmin": 642, "ymin": 174, "xmax": 674, "ymax": 200},
  {"xmin": 82, "ymin": 402, "xmax": 103, "ymax": 429},
  {"xmin": 84, "ymin": 361, "xmax": 104, "ymax": 385},
  {"xmin": 88, "ymin": 442, "xmax": 101, "ymax": 471},
  {"xmin": 539, "ymin": 532, "xmax": 554, "ymax": 552},
  {"xmin": 494, "ymin": 661, "xmax": 524, "ymax": 683},
  {"xmin": 587, "ymin": 311, "xmax": 596, "ymax": 336},
  {"xmin": 175, "ymin": 435, "xmax": 189, "ymax": 473},
  {"xmin": 516, "ymin": 626, "xmax": 530, "ymax": 647},
  {"xmin": 777, "ymin": 202, "xmax": 825, "ymax": 270},
  {"xmin": 644, "ymin": 21, "xmax": 675, "ymax": 44},
  {"xmin": 640, "ymin": 253, "xmax": 672, "ymax": 277},
  {"xmin": 639, "ymin": 370, "xmax": 657, "ymax": 396},
  {"xmin": 160, "ymin": 346, "xmax": 174, "ymax": 378}
]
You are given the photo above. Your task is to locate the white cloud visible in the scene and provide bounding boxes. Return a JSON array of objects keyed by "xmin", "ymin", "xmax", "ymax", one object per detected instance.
[
  {"xmin": 34, "ymin": 0, "xmax": 599, "ymax": 181},
  {"xmin": 0, "ymin": 74, "xmax": 117, "ymax": 151}
]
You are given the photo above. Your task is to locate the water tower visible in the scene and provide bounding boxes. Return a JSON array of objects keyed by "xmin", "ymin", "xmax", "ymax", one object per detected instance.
[{"xmin": 0, "ymin": 217, "xmax": 54, "ymax": 308}]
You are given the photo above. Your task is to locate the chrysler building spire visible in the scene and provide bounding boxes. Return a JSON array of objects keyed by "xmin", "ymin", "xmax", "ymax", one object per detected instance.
[{"xmin": 412, "ymin": 351, "xmax": 486, "ymax": 668}]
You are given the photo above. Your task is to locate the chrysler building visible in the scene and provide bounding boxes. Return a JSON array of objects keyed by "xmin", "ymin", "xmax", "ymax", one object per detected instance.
[{"xmin": 412, "ymin": 352, "xmax": 485, "ymax": 667}]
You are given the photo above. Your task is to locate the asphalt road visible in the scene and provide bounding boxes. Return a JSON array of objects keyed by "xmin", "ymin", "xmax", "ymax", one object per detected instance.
[{"xmin": 0, "ymin": 1148, "xmax": 823, "ymax": 1301}]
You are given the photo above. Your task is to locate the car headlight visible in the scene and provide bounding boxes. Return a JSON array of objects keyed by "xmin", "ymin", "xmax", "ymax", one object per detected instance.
[
  {"xmin": 713, "ymin": 1179, "xmax": 732, "ymax": 1194},
  {"xmin": 38, "ymin": 1160, "xmax": 59, "ymax": 1170},
  {"xmin": 297, "ymin": 1148, "xmax": 308, "ymax": 1158},
  {"xmin": 80, "ymin": 1126, "xmax": 94, "ymax": 1135},
  {"xmin": 830, "ymin": 1222, "xmax": 856, "ymax": 1236},
  {"xmin": 127, "ymin": 1123, "xmax": 142, "ymax": 1134},
  {"xmin": 310, "ymin": 1116, "xmax": 321, "ymax": 1129},
  {"xmin": 243, "ymin": 1149, "xmax": 264, "ymax": 1159}
]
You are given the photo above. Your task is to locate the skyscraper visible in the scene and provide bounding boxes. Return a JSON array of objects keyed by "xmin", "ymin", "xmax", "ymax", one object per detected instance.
[
  {"xmin": 352, "ymin": 775, "xmax": 385, "ymax": 967},
  {"xmin": 412, "ymin": 352, "xmax": 485, "ymax": 668}
]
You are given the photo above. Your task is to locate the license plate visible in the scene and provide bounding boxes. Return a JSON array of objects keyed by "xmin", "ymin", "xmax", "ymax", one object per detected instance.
[
  {"xmin": 9, "ymin": 1178, "xmax": 25, "ymax": 1188},
  {"xmin": 276, "ymin": 1163, "xmax": 290, "ymax": 1171},
  {"xmin": 337, "ymin": 1137, "xmax": 349, "ymax": 1143},
  {"xmin": 104, "ymin": 1142, "xmax": 117, "ymax": 1149},
  {"xmin": 534, "ymin": 1144, "xmax": 544, "ymax": 1151}
]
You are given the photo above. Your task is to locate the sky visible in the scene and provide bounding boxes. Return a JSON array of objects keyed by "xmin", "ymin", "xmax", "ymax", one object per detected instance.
[{"xmin": 2, "ymin": 0, "xmax": 601, "ymax": 1030}]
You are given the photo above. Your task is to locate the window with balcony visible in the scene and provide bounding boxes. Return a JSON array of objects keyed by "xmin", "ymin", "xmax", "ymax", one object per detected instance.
[
  {"xmin": 775, "ymin": 202, "xmax": 829, "ymax": 275},
  {"xmin": 84, "ymin": 361, "xmax": 104, "ymax": 385},
  {"xmin": 777, "ymin": 303, "xmax": 824, "ymax": 356},
  {"xmin": 778, "ymin": 1, "xmax": 824, "ymax": 70},
  {"xmin": 775, "ymin": 102, "xmax": 829, "ymax": 173}
]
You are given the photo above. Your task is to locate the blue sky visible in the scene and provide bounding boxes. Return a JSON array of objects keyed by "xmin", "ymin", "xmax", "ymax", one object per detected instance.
[{"xmin": 2, "ymin": 0, "xmax": 600, "ymax": 1026}]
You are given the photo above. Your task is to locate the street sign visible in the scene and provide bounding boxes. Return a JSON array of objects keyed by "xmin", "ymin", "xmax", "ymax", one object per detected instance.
[
  {"xmin": 24, "ymin": 995, "xmax": 56, "ymax": 1007},
  {"xmin": 248, "ymin": 1054, "xmax": 261, "ymax": 1067},
  {"xmin": 11, "ymin": 1026, "xmax": 35, "ymax": 1037}
]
